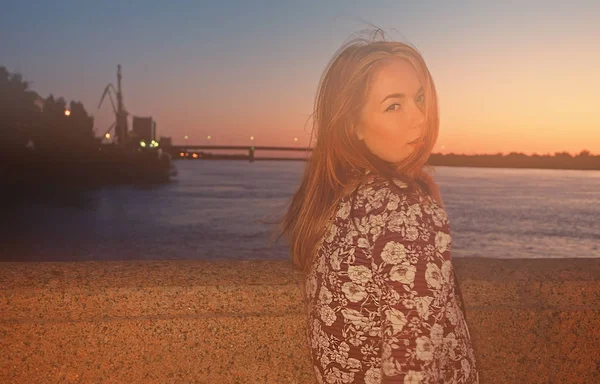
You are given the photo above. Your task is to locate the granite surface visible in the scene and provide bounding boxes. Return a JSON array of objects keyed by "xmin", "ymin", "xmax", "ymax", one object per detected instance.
[{"xmin": 1, "ymin": 257, "xmax": 599, "ymax": 383}]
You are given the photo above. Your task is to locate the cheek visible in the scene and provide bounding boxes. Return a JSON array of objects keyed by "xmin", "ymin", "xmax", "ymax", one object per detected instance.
[
  {"xmin": 362, "ymin": 117, "xmax": 414, "ymax": 162},
  {"xmin": 365, "ymin": 115, "xmax": 409, "ymax": 140},
  {"xmin": 363, "ymin": 116, "xmax": 422, "ymax": 163}
]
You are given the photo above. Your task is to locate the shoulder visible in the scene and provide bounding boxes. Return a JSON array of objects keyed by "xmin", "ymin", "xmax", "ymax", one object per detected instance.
[
  {"xmin": 352, "ymin": 174, "xmax": 447, "ymax": 231},
  {"xmin": 356, "ymin": 175, "xmax": 418, "ymax": 212},
  {"xmin": 363, "ymin": 176, "xmax": 418, "ymax": 201}
]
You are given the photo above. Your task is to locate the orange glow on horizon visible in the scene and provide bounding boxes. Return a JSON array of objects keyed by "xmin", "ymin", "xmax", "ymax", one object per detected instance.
[{"xmin": 76, "ymin": 25, "xmax": 600, "ymax": 157}]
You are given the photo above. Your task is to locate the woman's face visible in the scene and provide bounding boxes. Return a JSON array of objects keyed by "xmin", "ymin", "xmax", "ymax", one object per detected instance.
[{"xmin": 355, "ymin": 58, "xmax": 427, "ymax": 164}]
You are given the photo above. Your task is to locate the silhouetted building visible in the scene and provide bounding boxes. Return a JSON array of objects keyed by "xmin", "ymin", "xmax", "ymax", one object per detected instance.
[
  {"xmin": 131, "ymin": 116, "xmax": 156, "ymax": 142},
  {"xmin": 159, "ymin": 136, "xmax": 172, "ymax": 147}
]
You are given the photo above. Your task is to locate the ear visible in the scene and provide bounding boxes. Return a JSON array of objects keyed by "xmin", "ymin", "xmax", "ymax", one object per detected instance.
[{"xmin": 354, "ymin": 125, "xmax": 364, "ymax": 141}]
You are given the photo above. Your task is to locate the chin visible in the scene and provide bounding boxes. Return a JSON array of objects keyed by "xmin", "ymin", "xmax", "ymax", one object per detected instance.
[
  {"xmin": 365, "ymin": 142, "xmax": 413, "ymax": 164},
  {"xmin": 380, "ymin": 153, "xmax": 411, "ymax": 164}
]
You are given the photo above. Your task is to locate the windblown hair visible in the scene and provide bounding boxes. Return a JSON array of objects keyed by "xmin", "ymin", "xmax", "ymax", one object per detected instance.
[{"xmin": 276, "ymin": 31, "xmax": 441, "ymax": 274}]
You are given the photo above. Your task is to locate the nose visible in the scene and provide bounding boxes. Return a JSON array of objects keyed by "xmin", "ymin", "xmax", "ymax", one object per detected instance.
[{"xmin": 409, "ymin": 102, "xmax": 426, "ymax": 132}]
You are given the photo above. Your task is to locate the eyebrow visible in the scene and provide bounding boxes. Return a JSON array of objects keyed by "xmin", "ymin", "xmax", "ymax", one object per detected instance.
[{"xmin": 380, "ymin": 86, "xmax": 424, "ymax": 104}]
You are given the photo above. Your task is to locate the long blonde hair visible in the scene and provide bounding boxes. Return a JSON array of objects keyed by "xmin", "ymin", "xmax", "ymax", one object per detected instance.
[{"xmin": 276, "ymin": 31, "xmax": 441, "ymax": 274}]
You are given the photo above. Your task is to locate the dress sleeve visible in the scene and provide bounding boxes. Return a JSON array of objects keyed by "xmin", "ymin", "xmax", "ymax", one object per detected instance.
[{"xmin": 369, "ymin": 187, "xmax": 451, "ymax": 383}]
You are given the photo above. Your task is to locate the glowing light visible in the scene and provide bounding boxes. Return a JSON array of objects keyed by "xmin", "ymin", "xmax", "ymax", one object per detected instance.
[
  {"xmin": 105, "ymin": 133, "xmax": 111, "ymax": 139},
  {"xmin": 294, "ymin": 137, "xmax": 298, "ymax": 142},
  {"xmin": 184, "ymin": 135, "xmax": 189, "ymax": 140},
  {"xmin": 207, "ymin": 135, "xmax": 211, "ymax": 140},
  {"xmin": 179, "ymin": 152, "xmax": 185, "ymax": 157},
  {"xmin": 250, "ymin": 136, "xmax": 254, "ymax": 141},
  {"xmin": 192, "ymin": 153, "xmax": 198, "ymax": 158},
  {"xmin": 64, "ymin": 109, "xmax": 71, "ymax": 116},
  {"xmin": 140, "ymin": 141, "xmax": 146, "ymax": 147}
]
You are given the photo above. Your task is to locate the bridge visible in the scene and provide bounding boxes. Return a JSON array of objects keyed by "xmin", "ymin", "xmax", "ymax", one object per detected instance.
[{"xmin": 166, "ymin": 145, "xmax": 313, "ymax": 162}]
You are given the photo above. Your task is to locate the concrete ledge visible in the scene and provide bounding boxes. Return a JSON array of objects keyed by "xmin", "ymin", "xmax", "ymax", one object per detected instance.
[{"xmin": 1, "ymin": 258, "xmax": 599, "ymax": 383}]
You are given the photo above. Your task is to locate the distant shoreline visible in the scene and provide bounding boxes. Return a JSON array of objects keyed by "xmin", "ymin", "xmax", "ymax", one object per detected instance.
[{"xmin": 172, "ymin": 153, "xmax": 600, "ymax": 171}]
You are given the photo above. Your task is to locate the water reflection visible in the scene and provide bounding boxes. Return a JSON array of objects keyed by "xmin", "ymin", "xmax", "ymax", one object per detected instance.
[{"xmin": 2, "ymin": 162, "xmax": 599, "ymax": 262}]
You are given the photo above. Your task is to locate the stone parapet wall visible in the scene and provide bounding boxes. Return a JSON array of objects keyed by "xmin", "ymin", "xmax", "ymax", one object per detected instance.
[{"xmin": 1, "ymin": 258, "xmax": 599, "ymax": 383}]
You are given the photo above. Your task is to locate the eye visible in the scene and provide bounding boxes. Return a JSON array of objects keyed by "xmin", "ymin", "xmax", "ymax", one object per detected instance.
[
  {"xmin": 416, "ymin": 94, "xmax": 425, "ymax": 105},
  {"xmin": 385, "ymin": 103, "xmax": 402, "ymax": 112}
]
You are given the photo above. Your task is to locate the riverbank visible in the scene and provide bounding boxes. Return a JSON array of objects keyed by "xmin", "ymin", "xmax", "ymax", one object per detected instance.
[
  {"xmin": 1, "ymin": 146, "xmax": 175, "ymax": 193},
  {"xmin": 1, "ymin": 257, "xmax": 599, "ymax": 383}
]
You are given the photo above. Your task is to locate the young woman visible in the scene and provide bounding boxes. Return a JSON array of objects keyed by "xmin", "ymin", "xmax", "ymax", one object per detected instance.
[{"xmin": 279, "ymin": 32, "xmax": 479, "ymax": 383}]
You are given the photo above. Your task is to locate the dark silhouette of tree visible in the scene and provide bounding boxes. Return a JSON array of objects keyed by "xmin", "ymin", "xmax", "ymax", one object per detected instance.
[
  {"xmin": 0, "ymin": 66, "xmax": 40, "ymax": 149},
  {"xmin": 555, "ymin": 151, "xmax": 573, "ymax": 159},
  {"xmin": 0, "ymin": 66, "xmax": 95, "ymax": 153},
  {"xmin": 428, "ymin": 149, "xmax": 600, "ymax": 170},
  {"xmin": 578, "ymin": 150, "xmax": 591, "ymax": 157}
]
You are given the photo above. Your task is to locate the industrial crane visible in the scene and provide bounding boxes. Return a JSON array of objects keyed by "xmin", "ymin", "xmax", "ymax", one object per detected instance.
[{"xmin": 97, "ymin": 65, "xmax": 128, "ymax": 145}]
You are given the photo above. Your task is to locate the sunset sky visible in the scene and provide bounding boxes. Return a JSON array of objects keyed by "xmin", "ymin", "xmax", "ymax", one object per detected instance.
[{"xmin": 2, "ymin": 0, "xmax": 599, "ymax": 155}]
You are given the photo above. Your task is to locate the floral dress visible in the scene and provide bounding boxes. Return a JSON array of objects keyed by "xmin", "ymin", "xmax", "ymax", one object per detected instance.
[{"xmin": 303, "ymin": 174, "xmax": 479, "ymax": 384}]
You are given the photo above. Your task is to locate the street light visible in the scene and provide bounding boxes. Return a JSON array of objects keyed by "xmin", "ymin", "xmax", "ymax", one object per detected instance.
[
  {"xmin": 64, "ymin": 109, "xmax": 71, "ymax": 116},
  {"xmin": 294, "ymin": 137, "xmax": 298, "ymax": 143},
  {"xmin": 250, "ymin": 136, "xmax": 254, "ymax": 141},
  {"xmin": 184, "ymin": 135, "xmax": 189, "ymax": 140},
  {"xmin": 105, "ymin": 133, "xmax": 111, "ymax": 139}
]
